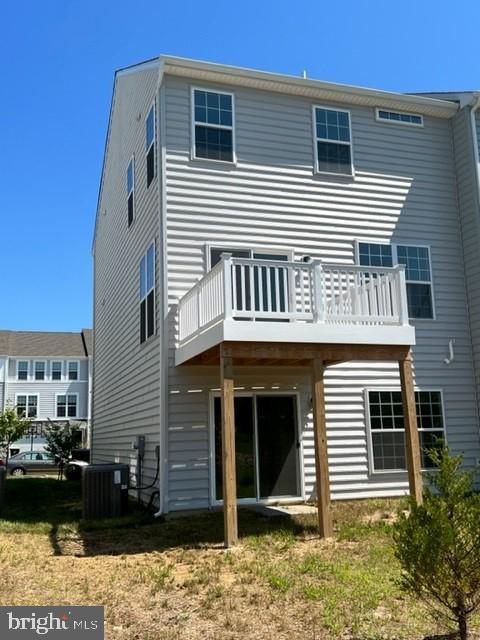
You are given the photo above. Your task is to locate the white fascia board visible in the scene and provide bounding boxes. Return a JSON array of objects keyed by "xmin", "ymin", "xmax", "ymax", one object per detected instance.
[
  {"xmin": 160, "ymin": 55, "xmax": 458, "ymax": 118},
  {"xmin": 175, "ymin": 320, "xmax": 415, "ymax": 366}
]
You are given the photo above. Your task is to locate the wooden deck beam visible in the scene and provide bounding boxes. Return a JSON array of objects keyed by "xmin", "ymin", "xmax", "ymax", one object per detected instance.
[
  {"xmin": 311, "ymin": 359, "xmax": 333, "ymax": 538},
  {"xmin": 183, "ymin": 342, "xmax": 411, "ymax": 367},
  {"xmin": 399, "ymin": 351, "xmax": 423, "ymax": 504},
  {"xmin": 220, "ymin": 347, "xmax": 238, "ymax": 547}
]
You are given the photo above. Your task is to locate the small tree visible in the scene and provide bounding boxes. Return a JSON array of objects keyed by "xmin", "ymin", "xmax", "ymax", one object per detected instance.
[
  {"xmin": 44, "ymin": 421, "xmax": 79, "ymax": 477},
  {"xmin": 0, "ymin": 403, "xmax": 31, "ymax": 470},
  {"xmin": 393, "ymin": 447, "xmax": 480, "ymax": 640}
]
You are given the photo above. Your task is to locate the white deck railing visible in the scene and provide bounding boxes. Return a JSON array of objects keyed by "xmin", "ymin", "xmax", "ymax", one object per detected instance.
[{"xmin": 178, "ymin": 255, "xmax": 409, "ymax": 345}]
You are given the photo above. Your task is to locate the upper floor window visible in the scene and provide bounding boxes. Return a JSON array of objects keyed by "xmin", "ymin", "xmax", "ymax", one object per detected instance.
[
  {"xmin": 396, "ymin": 245, "xmax": 434, "ymax": 319},
  {"xmin": 193, "ymin": 89, "xmax": 234, "ymax": 163},
  {"xmin": 68, "ymin": 361, "xmax": 79, "ymax": 381},
  {"xmin": 16, "ymin": 394, "xmax": 38, "ymax": 419},
  {"xmin": 34, "ymin": 361, "xmax": 46, "ymax": 381},
  {"xmin": 368, "ymin": 389, "xmax": 445, "ymax": 472},
  {"xmin": 376, "ymin": 109, "xmax": 423, "ymax": 127},
  {"xmin": 17, "ymin": 361, "xmax": 29, "ymax": 381},
  {"xmin": 146, "ymin": 104, "xmax": 155, "ymax": 187},
  {"xmin": 127, "ymin": 157, "xmax": 135, "ymax": 227},
  {"xmin": 140, "ymin": 243, "xmax": 155, "ymax": 343},
  {"xmin": 52, "ymin": 361, "xmax": 62, "ymax": 381},
  {"xmin": 56, "ymin": 394, "xmax": 78, "ymax": 418},
  {"xmin": 314, "ymin": 106, "xmax": 353, "ymax": 176},
  {"xmin": 358, "ymin": 242, "xmax": 434, "ymax": 320}
]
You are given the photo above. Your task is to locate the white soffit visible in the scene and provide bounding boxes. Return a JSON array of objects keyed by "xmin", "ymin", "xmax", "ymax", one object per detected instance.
[{"xmin": 161, "ymin": 56, "xmax": 458, "ymax": 119}]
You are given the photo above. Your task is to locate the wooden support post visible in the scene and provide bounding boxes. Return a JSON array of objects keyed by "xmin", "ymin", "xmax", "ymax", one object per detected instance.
[
  {"xmin": 311, "ymin": 359, "xmax": 333, "ymax": 537},
  {"xmin": 399, "ymin": 352, "xmax": 423, "ymax": 504},
  {"xmin": 220, "ymin": 352, "xmax": 238, "ymax": 547}
]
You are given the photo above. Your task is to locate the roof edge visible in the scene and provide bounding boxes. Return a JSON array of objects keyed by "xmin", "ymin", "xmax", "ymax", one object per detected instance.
[{"xmin": 159, "ymin": 55, "xmax": 459, "ymax": 117}]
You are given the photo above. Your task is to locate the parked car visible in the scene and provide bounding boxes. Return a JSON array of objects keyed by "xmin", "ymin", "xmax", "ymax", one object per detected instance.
[
  {"xmin": 2, "ymin": 451, "xmax": 58, "ymax": 476},
  {"xmin": 65, "ymin": 450, "xmax": 91, "ymax": 481}
]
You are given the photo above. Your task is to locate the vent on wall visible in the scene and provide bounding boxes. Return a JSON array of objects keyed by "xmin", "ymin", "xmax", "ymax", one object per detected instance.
[{"xmin": 375, "ymin": 108, "xmax": 423, "ymax": 127}]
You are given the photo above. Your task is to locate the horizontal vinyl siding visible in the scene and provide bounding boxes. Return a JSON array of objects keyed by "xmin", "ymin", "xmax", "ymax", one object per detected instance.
[
  {"xmin": 164, "ymin": 75, "xmax": 479, "ymax": 510},
  {"xmin": 6, "ymin": 382, "xmax": 88, "ymax": 419},
  {"xmin": 93, "ymin": 66, "xmax": 162, "ymax": 503},
  {"xmin": 452, "ymin": 109, "xmax": 480, "ymax": 412}
]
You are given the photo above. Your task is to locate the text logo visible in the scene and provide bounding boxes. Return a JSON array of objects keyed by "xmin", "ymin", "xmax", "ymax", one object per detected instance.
[{"xmin": 0, "ymin": 606, "xmax": 104, "ymax": 638}]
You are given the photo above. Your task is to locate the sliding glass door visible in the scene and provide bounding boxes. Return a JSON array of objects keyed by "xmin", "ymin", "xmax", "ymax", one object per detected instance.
[{"xmin": 213, "ymin": 394, "xmax": 299, "ymax": 502}]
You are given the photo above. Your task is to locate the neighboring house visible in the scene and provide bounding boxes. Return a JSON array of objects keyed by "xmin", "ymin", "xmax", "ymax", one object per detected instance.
[
  {"xmin": 0, "ymin": 330, "xmax": 93, "ymax": 453},
  {"xmin": 92, "ymin": 55, "xmax": 480, "ymax": 542}
]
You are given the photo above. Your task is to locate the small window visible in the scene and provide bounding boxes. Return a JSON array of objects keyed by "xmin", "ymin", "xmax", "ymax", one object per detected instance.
[
  {"xmin": 376, "ymin": 109, "xmax": 423, "ymax": 127},
  {"xmin": 127, "ymin": 157, "xmax": 135, "ymax": 227},
  {"xmin": 17, "ymin": 361, "xmax": 29, "ymax": 381},
  {"xmin": 16, "ymin": 395, "xmax": 38, "ymax": 419},
  {"xmin": 34, "ymin": 361, "xmax": 45, "ymax": 381},
  {"xmin": 146, "ymin": 105, "xmax": 155, "ymax": 187},
  {"xmin": 52, "ymin": 361, "xmax": 62, "ymax": 381},
  {"xmin": 396, "ymin": 245, "xmax": 433, "ymax": 319},
  {"xmin": 68, "ymin": 361, "xmax": 79, "ymax": 381},
  {"xmin": 56, "ymin": 394, "xmax": 77, "ymax": 418},
  {"xmin": 193, "ymin": 89, "xmax": 234, "ymax": 162},
  {"xmin": 368, "ymin": 390, "xmax": 445, "ymax": 472},
  {"xmin": 140, "ymin": 243, "xmax": 155, "ymax": 343},
  {"xmin": 314, "ymin": 106, "xmax": 353, "ymax": 175}
]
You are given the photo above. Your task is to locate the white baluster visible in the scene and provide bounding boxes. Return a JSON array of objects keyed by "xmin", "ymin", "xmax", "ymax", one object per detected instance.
[{"xmin": 223, "ymin": 253, "xmax": 233, "ymax": 320}]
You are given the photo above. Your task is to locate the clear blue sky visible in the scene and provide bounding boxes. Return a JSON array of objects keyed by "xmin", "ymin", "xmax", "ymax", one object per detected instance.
[{"xmin": 1, "ymin": 0, "xmax": 479, "ymax": 331}]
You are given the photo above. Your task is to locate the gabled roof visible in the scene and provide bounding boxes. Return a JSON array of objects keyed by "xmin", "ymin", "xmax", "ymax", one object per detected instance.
[
  {"xmin": 0, "ymin": 330, "xmax": 92, "ymax": 357},
  {"xmin": 81, "ymin": 328, "xmax": 93, "ymax": 356}
]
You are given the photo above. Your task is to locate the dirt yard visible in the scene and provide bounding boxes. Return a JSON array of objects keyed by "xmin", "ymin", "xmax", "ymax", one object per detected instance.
[{"xmin": 0, "ymin": 478, "xmax": 474, "ymax": 639}]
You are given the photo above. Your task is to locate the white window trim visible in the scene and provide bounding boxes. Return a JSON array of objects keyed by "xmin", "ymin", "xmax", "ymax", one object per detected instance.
[
  {"xmin": 375, "ymin": 108, "xmax": 424, "ymax": 128},
  {"xmin": 190, "ymin": 86, "xmax": 237, "ymax": 165},
  {"xmin": 55, "ymin": 392, "xmax": 79, "ymax": 419},
  {"xmin": 354, "ymin": 238, "xmax": 436, "ymax": 321},
  {"xmin": 365, "ymin": 387, "xmax": 446, "ymax": 476},
  {"xmin": 205, "ymin": 243, "xmax": 294, "ymax": 271},
  {"xmin": 33, "ymin": 360, "xmax": 46, "ymax": 381},
  {"xmin": 312, "ymin": 104, "xmax": 355, "ymax": 177},
  {"xmin": 140, "ymin": 242, "xmax": 156, "ymax": 343},
  {"xmin": 208, "ymin": 390, "xmax": 305, "ymax": 506},
  {"xmin": 15, "ymin": 393, "xmax": 39, "ymax": 419},
  {"xmin": 67, "ymin": 360, "xmax": 80, "ymax": 381},
  {"xmin": 16, "ymin": 360, "xmax": 30, "ymax": 381},
  {"xmin": 51, "ymin": 361, "xmax": 63, "ymax": 381},
  {"xmin": 127, "ymin": 154, "xmax": 135, "ymax": 226},
  {"xmin": 146, "ymin": 102, "xmax": 156, "ymax": 184}
]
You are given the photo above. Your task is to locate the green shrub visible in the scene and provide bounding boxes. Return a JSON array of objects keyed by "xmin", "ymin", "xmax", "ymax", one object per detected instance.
[{"xmin": 393, "ymin": 447, "xmax": 480, "ymax": 640}]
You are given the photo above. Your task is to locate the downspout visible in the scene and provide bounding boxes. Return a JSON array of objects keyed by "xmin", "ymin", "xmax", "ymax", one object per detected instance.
[
  {"xmin": 469, "ymin": 94, "xmax": 480, "ymax": 206},
  {"xmin": 154, "ymin": 62, "xmax": 168, "ymax": 518},
  {"xmin": 87, "ymin": 355, "xmax": 93, "ymax": 449},
  {"xmin": 468, "ymin": 94, "xmax": 480, "ymax": 439}
]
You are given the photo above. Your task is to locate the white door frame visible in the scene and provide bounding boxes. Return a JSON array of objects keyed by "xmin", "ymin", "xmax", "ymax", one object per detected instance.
[{"xmin": 208, "ymin": 390, "xmax": 305, "ymax": 506}]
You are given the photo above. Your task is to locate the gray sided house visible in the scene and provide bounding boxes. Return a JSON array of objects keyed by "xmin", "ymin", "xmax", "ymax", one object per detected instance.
[
  {"xmin": 92, "ymin": 56, "xmax": 480, "ymax": 534},
  {"xmin": 0, "ymin": 330, "xmax": 93, "ymax": 452}
]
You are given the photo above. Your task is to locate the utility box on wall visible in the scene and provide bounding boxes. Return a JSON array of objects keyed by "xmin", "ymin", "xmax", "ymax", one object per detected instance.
[{"xmin": 82, "ymin": 463, "xmax": 129, "ymax": 519}]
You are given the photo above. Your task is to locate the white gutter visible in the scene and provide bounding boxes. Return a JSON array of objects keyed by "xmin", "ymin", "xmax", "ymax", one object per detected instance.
[
  {"xmin": 154, "ymin": 62, "xmax": 168, "ymax": 518},
  {"xmin": 470, "ymin": 94, "xmax": 480, "ymax": 207}
]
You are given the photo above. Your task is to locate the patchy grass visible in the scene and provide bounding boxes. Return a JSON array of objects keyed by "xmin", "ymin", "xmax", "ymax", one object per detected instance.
[{"xmin": 0, "ymin": 478, "xmax": 474, "ymax": 639}]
